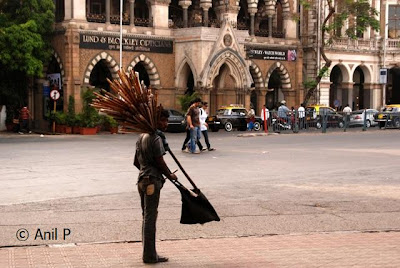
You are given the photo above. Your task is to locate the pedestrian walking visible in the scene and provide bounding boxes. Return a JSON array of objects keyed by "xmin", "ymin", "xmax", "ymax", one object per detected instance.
[
  {"xmin": 186, "ymin": 98, "xmax": 202, "ymax": 154},
  {"xmin": 298, "ymin": 103, "xmax": 305, "ymax": 129},
  {"xmin": 343, "ymin": 104, "xmax": 352, "ymax": 127},
  {"xmin": 181, "ymin": 100, "xmax": 202, "ymax": 152},
  {"xmin": 260, "ymin": 104, "xmax": 269, "ymax": 130},
  {"xmin": 19, "ymin": 106, "xmax": 32, "ymax": 134},
  {"xmin": 134, "ymin": 109, "xmax": 178, "ymax": 264},
  {"xmin": 199, "ymin": 102, "xmax": 215, "ymax": 151},
  {"xmin": 247, "ymin": 104, "xmax": 256, "ymax": 131}
]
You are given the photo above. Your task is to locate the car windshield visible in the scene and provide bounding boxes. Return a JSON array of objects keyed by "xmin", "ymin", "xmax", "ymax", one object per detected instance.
[
  {"xmin": 231, "ymin": 109, "xmax": 246, "ymax": 116},
  {"xmin": 170, "ymin": 110, "xmax": 182, "ymax": 116},
  {"xmin": 353, "ymin": 110, "xmax": 363, "ymax": 114},
  {"xmin": 217, "ymin": 109, "xmax": 229, "ymax": 116}
]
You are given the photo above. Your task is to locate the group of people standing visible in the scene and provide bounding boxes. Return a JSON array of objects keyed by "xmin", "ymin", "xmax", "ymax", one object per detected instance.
[{"xmin": 181, "ymin": 98, "xmax": 215, "ymax": 154}]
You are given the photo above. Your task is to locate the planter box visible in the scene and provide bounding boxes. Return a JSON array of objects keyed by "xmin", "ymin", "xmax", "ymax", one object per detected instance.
[
  {"xmin": 65, "ymin": 126, "xmax": 72, "ymax": 134},
  {"xmin": 72, "ymin": 126, "xmax": 80, "ymax": 134},
  {"xmin": 80, "ymin": 127, "xmax": 97, "ymax": 135}
]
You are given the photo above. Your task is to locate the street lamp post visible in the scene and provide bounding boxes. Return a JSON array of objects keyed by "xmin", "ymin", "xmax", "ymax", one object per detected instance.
[
  {"xmin": 120, "ymin": 0, "xmax": 123, "ymax": 69},
  {"xmin": 382, "ymin": 22, "xmax": 388, "ymax": 107}
]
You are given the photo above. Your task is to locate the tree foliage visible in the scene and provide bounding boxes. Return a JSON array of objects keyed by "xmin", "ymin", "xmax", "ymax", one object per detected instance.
[
  {"xmin": 303, "ymin": 0, "xmax": 380, "ymax": 105},
  {"xmin": 0, "ymin": 0, "xmax": 54, "ymax": 77},
  {"xmin": 0, "ymin": 0, "xmax": 54, "ymax": 106}
]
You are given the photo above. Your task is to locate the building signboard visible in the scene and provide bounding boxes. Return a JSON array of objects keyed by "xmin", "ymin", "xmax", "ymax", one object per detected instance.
[
  {"xmin": 246, "ymin": 47, "xmax": 297, "ymax": 61},
  {"xmin": 79, "ymin": 33, "xmax": 173, "ymax": 54}
]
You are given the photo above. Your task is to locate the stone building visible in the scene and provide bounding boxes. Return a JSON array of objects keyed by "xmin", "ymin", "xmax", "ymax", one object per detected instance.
[
  {"xmin": 302, "ymin": 0, "xmax": 400, "ymax": 111},
  {"xmin": 31, "ymin": 0, "xmax": 304, "ymax": 129}
]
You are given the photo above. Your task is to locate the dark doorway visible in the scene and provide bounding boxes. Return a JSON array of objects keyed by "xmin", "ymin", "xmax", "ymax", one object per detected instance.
[
  {"xmin": 389, "ymin": 67, "xmax": 400, "ymax": 104},
  {"xmin": 266, "ymin": 70, "xmax": 282, "ymax": 110},
  {"xmin": 330, "ymin": 65, "xmax": 343, "ymax": 109},
  {"xmin": 134, "ymin": 62, "xmax": 150, "ymax": 88},
  {"xmin": 353, "ymin": 67, "xmax": 365, "ymax": 109},
  {"xmin": 186, "ymin": 69, "xmax": 194, "ymax": 95},
  {"xmin": 90, "ymin": 59, "xmax": 112, "ymax": 91}
]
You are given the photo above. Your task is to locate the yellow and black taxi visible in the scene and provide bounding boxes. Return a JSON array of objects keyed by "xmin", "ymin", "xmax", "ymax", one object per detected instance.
[
  {"xmin": 306, "ymin": 105, "xmax": 344, "ymax": 129},
  {"xmin": 206, "ymin": 104, "xmax": 262, "ymax": 132},
  {"xmin": 374, "ymin": 104, "xmax": 400, "ymax": 129}
]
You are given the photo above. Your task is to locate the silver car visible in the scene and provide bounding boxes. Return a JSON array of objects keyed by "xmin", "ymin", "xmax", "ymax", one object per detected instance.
[{"xmin": 349, "ymin": 109, "xmax": 379, "ymax": 127}]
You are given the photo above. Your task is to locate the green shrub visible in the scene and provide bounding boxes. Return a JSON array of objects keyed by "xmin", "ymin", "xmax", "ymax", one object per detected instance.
[{"xmin": 178, "ymin": 92, "xmax": 201, "ymax": 113}]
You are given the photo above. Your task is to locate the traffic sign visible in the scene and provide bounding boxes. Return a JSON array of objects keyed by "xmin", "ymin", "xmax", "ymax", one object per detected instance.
[{"xmin": 50, "ymin": 89, "xmax": 60, "ymax": 101}]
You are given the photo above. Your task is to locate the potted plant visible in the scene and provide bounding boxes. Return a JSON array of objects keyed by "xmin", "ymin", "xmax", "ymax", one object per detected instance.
[
  {"xmin": 104, "ymin": 115, "xmax": 119, "ymax": 134},
  {"xmin": 65, "ymin": 96, "xmax": 76, "ymax": 134},
  {"xmin": 72, "ymin": 114, "xmax": 81, "ymax": 134},
  {"xmin": 54, "ymin": 112, "xmax": 67, "ymax": 133},
  {"xmin": 79, "ymin": 88, "xmax": 99, "ymax": 135}
]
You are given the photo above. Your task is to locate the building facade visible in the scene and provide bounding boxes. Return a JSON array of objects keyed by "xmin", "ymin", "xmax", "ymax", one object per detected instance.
[
  {"xmin": 302, "ymin": 0, "xmax": 400, "ymax": 111},
  {"xmin": 31, "ymin": 0, "xmax": 304, "ymax": 129}
]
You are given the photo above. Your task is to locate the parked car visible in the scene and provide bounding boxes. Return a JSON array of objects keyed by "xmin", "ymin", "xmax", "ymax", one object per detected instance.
[
  {"xmin": 374, "ymin": 104, "xmax": 400, "ymax": 129},
  {"xmin": 305, "ymin": 105, "xmax": 344, "ymax": 129},
  {"xmin": 349, "ymin": 109, "xmax": 379, "ymax": 128},
  {"xmin": 206, "ymin": 105, "xmax": 262, "ymax": 132},
  {"xmin": 166, "ymin": 109, "xmax": 186, "ymax": 132}
]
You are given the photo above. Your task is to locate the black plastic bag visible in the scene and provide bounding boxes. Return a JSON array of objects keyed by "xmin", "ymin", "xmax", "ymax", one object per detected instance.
[{"xmin": 171, "ymin": 180, "xmax": 220, "ymax": 224}]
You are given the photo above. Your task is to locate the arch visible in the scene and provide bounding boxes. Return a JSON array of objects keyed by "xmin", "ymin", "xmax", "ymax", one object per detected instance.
[
  {"xmin": 330, "ymin": 63, "xmax": 351, "ymax": 83},
  {"xmin": 352, "ymin": 64, "xmax": 372, "ymax": 84},
  {"xmin": 265, "ymin": 61, "xmax": 292, "ymax": 90},
  {"xmin": 83, "ymin": 52, "xmax": 119, "ymax": 84},
  {"xmin": 50, "ymin": 50, "xmax": 65, "ymax": 84},
  {"xmin": 128, "ymin": 54, "xmax": 161, "ymax": 87},
  {"xmin": 205, "ymin": 48, "xmax": 251, "ymax": 90},
  {"xmin": 249, "ymin": 61, "xmax": 264, "ymax": 89},
  {"xmin": 175, "ymin": 57, "xmax": 198, "ymax": 89}
]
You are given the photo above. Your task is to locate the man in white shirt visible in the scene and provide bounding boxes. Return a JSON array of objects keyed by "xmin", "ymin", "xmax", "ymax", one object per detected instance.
[
  {"xmin": 198, "ymin": 102, "xmax": 215, "ymax": 151},
  {"xmin": 260, "ymin": 104, "xmax": 269, "ymax": 130},
  {"xmin": 343, "ymin": 104, "xmax": 352, "ymax": 128},
  {"xmin": 298, "ymin": 103, "xmax": 305, "ymax": 129}
]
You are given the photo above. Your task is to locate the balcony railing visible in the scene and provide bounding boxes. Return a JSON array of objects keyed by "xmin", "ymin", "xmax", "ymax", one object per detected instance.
[
  {"xmin": 386, "ymin": 39, "xmax": 400, "ymax": 49},
  {"xmin": 329, "ymin": 38, "xmax": 379, "ymax": 50},
  {"xmin": 254, "ymin": 28, "xmax": 285, "ymax": 38},
  {"xmin": 110, "ymin": 15, "xmax": 130, "ymax": 25},
  {"xmin": 87, "ymin": 13, "xmax": 106, "ymax": 23}
]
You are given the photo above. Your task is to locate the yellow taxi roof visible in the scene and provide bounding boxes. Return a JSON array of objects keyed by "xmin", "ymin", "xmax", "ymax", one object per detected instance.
[{"xmin": 385, "ymin": 104, "xmax": 400, "ymax": 108}]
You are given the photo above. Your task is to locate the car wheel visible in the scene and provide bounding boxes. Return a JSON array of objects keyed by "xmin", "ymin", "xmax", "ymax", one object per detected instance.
[
  {"xmin": 338, "ymin": 120, "xmax": 344, "ymax": 128},
  {"xmin": 366, "ymin": 120, "xmax": 371, "ymax": 128},
  {"xmin": 253, "ymin": 122, "xmax": 261, "ymax": 131},
  {"xmin": 224, "ymin": 122, "xmax": 233, "ymax": 132},
  {"xmin": 394, "ymin": 118, "xmax": 400, "ymax": 128},
  {"xmin": 316, "ymin": 121, "xmax": 322, "ymax": 129}
]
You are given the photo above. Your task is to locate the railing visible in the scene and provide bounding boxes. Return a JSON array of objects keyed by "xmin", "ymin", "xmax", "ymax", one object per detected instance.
[
  {"xmin": 110, "ymin": 15, "xmax": 130, "ymax": 25},
  {"xmin": 386, "ymin": 39, "xmax": 400, "ymax": 49},
  {"xmin": 254, "ymin": 28, "xmax": 285, "ymax": 38},
  {"xmin": 237, "ymin": 21, "xmax": 248, "ymax": 31},
  {"xmin": 245, "ymin": 110, "xmax": 395, "ymax": 134},
  {"xmin": 329, "ymin": 38, "xmax": 380, "ymax": 50},
  {"xmin": 86, "ymin": 13, "xmax": 106, "ymax": 23},
  {"xmin": 134, "ymin": 17, "xmax": 152, "ymax": 27}
]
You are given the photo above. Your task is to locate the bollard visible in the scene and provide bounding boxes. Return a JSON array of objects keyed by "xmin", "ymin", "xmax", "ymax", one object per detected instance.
[
  {"xmin": 362, "ymin": 109, "xmax": 367, "ymax": 131},
  {"xmin": 322, "ymin": 114, "xmax": 327, "ymax": 133}
]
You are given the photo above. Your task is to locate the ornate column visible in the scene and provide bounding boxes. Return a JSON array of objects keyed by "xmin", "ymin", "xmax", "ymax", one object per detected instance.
[
  {"xmin": 106, "ymin": 0, "xmax": 111, "ymax": 24},
  {"xmin": 249, "ymin": 9, "xmax": 257, "ymax": 36},
  {"xmin": 179, "ymin": 0, "xmax": 192, "ymax": 28},
  {"xmin": 200, "ymin": 0, "xmax": 212, "ymax": 27},
  {"xmin": 268, "ymin": 15, "xmax": 273, "ymax": 38},
  {"xmin": 130, "ymin": 0, "xmax": 135, "ymax": 26}
]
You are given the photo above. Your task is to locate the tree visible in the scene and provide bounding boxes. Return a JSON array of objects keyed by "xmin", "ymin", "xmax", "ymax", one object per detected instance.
[
  {"xmin": 0, "ymin": 0, "xmax": 54, "ymax": 106},
  {"xmin": 302, "ymin": 0, "xmax": 380, "ymax": 105}
]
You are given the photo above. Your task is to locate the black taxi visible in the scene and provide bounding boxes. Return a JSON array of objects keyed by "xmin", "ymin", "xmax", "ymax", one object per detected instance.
[{"xmin": 206, "ymin": 105, "xmax": 262, "ymax": 132}]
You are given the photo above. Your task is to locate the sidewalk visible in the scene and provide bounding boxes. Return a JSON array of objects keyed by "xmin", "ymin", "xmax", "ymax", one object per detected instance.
[{"xmin": 1, "ymin": 231, "xmax": 399, "ymax": 268}]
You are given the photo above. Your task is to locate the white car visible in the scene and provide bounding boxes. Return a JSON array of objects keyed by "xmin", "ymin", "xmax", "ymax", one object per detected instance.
[{"xmin": 349, "ymin": 109, "xmax": 379, "ymax": 127}]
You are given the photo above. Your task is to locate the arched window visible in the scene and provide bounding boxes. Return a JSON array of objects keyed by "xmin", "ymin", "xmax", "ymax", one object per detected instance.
[
  {"xmin": 275, "ymin": 0, "xmax": 283, "ymax": 33},
  {"xmin": 55, "ymin": 0, "xmax": 65, "ymax": 22},
  {"xmin": 237, "ymin": 0, "xmax": 249, "ymax": 30},
  {"xmin": 134, "ymin": 62, "xmax": 150, "ymax": 88},
  {"xmin": 134, "ymin": 0, "xmax": 150, "ymax": 26},
  {"xmin": 90, "ymin": 60, "xmax": 112, "ymax": 91}
]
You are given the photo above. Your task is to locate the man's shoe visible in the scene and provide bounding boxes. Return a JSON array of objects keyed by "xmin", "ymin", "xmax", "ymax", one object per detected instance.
[
  {"xmin": 208, "ymin": 148, "xmax": 215, "ymax": 151},
  {"xmin": 191, "ymin": 151, "xmax": 200, "ymax": 154},
  {"xmin": 201, "ymin": 148, "xmax": 207, "ymax": 152},
  {"xmin": 143, "ymin": 255, "xmax": 169, "ymax": 263}
]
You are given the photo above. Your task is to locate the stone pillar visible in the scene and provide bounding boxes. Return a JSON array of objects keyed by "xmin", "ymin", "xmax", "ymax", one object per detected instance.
[
  {"xmin": 268, "ymin": 15, "xmax": 273, "ymax": 38},
  {"xmin": 130, "ymin": 0, "xmax": 135, "ymax": 26},
  {"xmin": 284, "ymin": 14, "xmax": 297, "ymax": 38},
  {"xmin": 250, "ymin": 13, "xmax": 255, "ymax": 36},
  {"xmin": 257, "ymin": 89, "xmax": 268, "ymax": 113},
  {"xmin": 106, "ymin": 0, "xmax": 111, "ymax": 24},
  {"xmin": 72, "ymin": 0, "xmax": 86, "ymax": 20},
  {"xmin": 200, "ymin": 1, "xmax": 212, "ymax": 26},
  {"xmin": 179, "ymin": 1, "xmax": 192, "ymax": 28},
  {"xmin": 319, "ymin": 81, "xmax": 332, "ymax": 106},
  {"xmin": 152, "ymin": 0, "xmax": 171, "ymax": 29}
]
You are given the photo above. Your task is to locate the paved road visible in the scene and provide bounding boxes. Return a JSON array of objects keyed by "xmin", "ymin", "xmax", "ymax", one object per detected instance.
[{"xmin": 0, "ymin": 130, "xmax": 399, "ymax": 248}]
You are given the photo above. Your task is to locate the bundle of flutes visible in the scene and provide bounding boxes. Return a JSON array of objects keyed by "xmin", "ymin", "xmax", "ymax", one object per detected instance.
[{"xmin": 92, "ymin": 68, "xmax": 162, "ymax": 133}]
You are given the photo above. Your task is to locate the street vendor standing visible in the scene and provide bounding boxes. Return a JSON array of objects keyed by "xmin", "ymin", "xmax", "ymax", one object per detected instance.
[{"xmin": 134, "ymin": 109, "xmax": 178, "ymax": 264}]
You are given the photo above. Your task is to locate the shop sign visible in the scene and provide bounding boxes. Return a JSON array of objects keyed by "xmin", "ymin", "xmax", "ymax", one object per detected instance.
[
  {"xmin": 246, "ymin": 47, "xmax": 297, "ymax": 61},
  {"xmin": 80, "ymin": 33, "xmax": 173, "ymax": 54}
]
